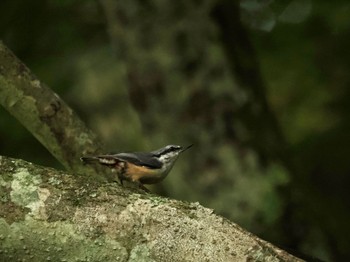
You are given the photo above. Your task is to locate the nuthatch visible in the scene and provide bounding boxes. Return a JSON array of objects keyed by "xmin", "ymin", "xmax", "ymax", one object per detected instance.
[{"xmin": 81, "ymin": 144, "xmax": 193, "ymax": 186}]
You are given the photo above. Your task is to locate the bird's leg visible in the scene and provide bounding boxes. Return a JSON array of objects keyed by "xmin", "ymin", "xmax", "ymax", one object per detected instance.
[
  {"xmin": 113, "ymin": 161, "xmax": 127, "ymax": 186},
  {"xmin": 137, "ymin": 182, "xmax": 150, "ymax": 193}
]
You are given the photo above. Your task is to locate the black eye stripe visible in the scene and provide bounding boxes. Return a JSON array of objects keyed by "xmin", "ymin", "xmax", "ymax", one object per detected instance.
[
  {"xmin": 154, "ymin": 145, "xmax": 181, "ymax": 156},
  {"xmin": 164, "ymin": 146, "xmax": 180, "ymax": 154}
]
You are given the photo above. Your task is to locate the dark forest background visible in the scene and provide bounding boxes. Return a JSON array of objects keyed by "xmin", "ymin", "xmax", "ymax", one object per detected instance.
[{"xmin": 1, "ymin": 1, "xmax": 349, "ymax": 261}]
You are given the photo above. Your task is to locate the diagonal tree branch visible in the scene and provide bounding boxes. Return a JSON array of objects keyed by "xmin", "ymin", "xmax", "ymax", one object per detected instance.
[
  {"xmin": 0, "ymin": 41, "xmax": 104, "ymax": 175},
  {"xmin": 0, "ymin": 156, "xmax": 303, "ymax": 262}
]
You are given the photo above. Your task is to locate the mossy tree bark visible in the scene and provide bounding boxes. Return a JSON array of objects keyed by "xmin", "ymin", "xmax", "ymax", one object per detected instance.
[{"xmin": 0, "ymin": 156, "xmax": 302, "ymax": 261}]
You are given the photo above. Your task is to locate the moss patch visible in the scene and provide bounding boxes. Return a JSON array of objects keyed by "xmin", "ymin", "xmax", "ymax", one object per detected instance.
[{"xmin": 0, "ymin": 218, "xmax": 128, "ymax": 261}]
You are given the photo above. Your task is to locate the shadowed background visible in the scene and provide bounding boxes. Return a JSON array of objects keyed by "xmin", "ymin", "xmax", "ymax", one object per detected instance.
[{"xmin": 1, "ymin": 1, "xmax": 349, "ymax": 261}]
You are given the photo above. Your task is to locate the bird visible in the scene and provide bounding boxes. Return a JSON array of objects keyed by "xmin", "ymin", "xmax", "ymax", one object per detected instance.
[{"xmin": 81, "ymin": 144, "xmax": 193, "ymax": 187}]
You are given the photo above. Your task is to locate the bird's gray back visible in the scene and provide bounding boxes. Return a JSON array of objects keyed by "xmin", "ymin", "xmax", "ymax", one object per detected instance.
[{"xmin": 114, "ymin": 152, "xmax": 162, "ymax": 169}]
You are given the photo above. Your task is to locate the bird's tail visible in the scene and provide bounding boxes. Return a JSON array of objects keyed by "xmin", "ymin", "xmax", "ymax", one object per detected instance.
[
  {"xmin": 80, "ymin": 155, "xmax": 119, "ymax": 166},
  {"xmin": 80, "ymin": 156, "xmax": 100, "ymax": 164}
]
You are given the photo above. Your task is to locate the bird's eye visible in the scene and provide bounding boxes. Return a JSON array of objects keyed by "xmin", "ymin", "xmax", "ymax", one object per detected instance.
[{"xmin": 157, "ymin": 145, "xmax": 182, "ymax": 156}]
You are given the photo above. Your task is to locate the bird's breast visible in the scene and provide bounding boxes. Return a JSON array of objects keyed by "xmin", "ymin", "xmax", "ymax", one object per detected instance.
[{"xmin": 124, "ymin": 163, "xmax": 164, "ymax": 184}]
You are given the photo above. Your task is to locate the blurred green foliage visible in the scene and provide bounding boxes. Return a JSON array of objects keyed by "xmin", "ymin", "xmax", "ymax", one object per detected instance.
[{"xmin": 1, "ymin": 0, "xmax": 350, "ymax": 261}]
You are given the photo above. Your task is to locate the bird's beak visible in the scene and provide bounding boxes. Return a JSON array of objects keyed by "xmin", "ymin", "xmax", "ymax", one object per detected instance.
[{"xmin": 180, "ymin": 144, "xmax": 193, "ymax": 153}]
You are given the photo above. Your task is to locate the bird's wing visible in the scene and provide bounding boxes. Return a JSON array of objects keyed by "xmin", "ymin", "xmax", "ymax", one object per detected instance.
[{"xmin": 113, "ymin": 152, "xmax": 162, "ymax": 169}]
